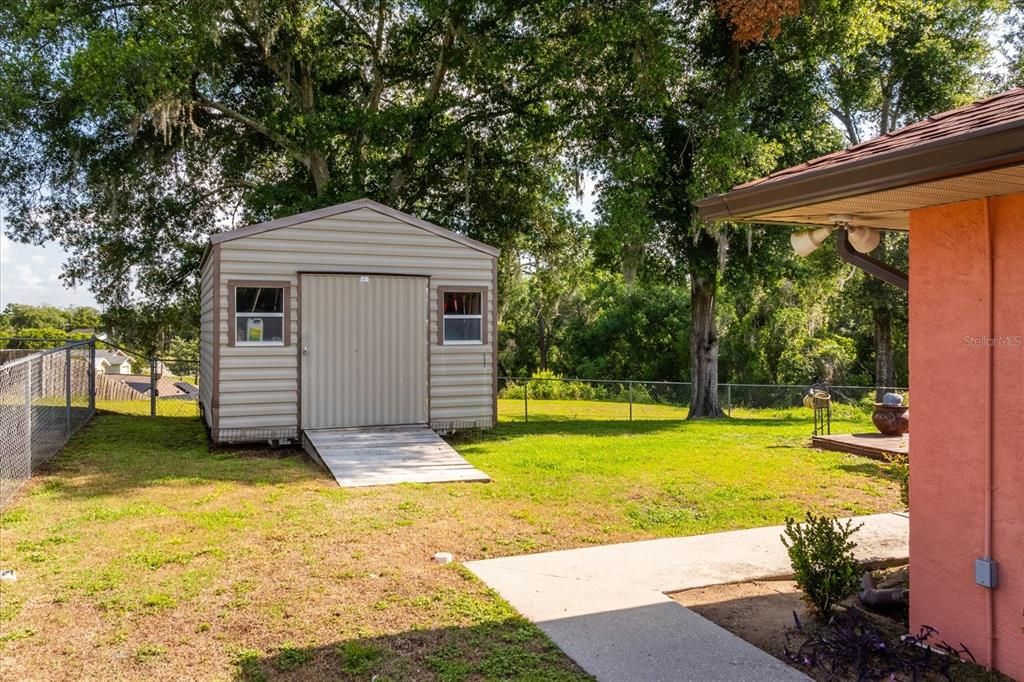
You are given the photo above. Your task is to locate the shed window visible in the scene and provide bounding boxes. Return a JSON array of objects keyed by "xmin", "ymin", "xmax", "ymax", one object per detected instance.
[
  {"xmin": 235, "ymin": 286, "xmax": 285, "ymax": 345},
  {"xmin": 443, "ymin": 291, "xmax": 483, "ymax": 344}
]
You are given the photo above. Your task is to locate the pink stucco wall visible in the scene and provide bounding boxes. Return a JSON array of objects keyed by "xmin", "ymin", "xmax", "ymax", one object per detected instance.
[{"xmin": 909, "ymin": 194, "xmax": 1024, "ymax": 678}]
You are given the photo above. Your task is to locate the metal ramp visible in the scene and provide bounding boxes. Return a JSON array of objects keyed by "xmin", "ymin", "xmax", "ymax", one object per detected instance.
[{"xmin": 303, "ymin": 425, "xmax": 490, "ymax": 488}]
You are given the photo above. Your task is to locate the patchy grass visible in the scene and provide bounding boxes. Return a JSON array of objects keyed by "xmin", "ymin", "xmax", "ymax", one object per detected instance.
[
  {"xmin": 0, "ymin": 410, "xmax": 899, "ymax": 680},
  {"xmin": 95, "ymin": 398, "xmax": 199, "ymax": 418}
]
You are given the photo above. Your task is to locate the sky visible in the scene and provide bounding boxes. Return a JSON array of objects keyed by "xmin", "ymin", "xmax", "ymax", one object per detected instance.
[{"xmin": 0, "ymin": 231, "xmax": 98, "ymax": 309}]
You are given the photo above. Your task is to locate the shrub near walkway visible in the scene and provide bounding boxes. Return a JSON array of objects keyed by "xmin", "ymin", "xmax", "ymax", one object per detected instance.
[{"xmin": 0, "ymin": 412, "xmax": 900, "ymax": 680}]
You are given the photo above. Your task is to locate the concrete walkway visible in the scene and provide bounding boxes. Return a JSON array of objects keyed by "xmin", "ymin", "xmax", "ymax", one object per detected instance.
[{"xmin": 465, "ymin": 512, "xmax": 909, "ymax": 682}]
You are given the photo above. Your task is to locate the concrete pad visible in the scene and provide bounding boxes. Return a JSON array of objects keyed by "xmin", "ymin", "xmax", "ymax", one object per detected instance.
[
  {"xmin": 466, "ymin": 512, "xmax": 908, "ymax": 681},
  {"xmin": 303, "ymin": 425, "xmax": 490, "ymax": 487}
]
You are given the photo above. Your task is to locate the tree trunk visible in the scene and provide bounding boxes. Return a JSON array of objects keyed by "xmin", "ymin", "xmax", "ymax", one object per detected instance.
[
  {"xmin": 622, "ymin": 240, "xmax": 642, "ymax": 287},
  {"xmin": 688, "ymin": 273, "xmax": 724, "ymax": 418},
  {"xmin": 622, "ymin": 261, "xmax": 638, "ymax": 288},
  {"xmin": 308, "ymin": 150, "xmax": 329, "ymax": 195},
  {"xmin": 536, "ymin": 308, "xmax": 549, "ymax": 371},
  {"xmin": 874, "ymin": 309, "xmax": 895, "ymax": 401}
]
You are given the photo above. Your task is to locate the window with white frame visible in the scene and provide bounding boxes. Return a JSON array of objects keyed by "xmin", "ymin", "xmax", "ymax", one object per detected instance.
[
  {"xmin": 234, "ymin": 286, "xmax": 285, "ymax": 345},
  {"xmin": 443, "ymin": 291, "xmax": 483, "ymax": 344}
]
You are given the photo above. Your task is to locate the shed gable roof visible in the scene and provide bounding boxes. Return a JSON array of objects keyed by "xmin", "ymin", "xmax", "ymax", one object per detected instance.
[{"xmin": 209, "ymin": 199, "xmax": 499, "ymax": 257}]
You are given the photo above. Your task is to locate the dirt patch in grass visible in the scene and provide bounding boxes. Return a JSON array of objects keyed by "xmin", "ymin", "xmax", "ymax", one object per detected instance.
[
  {"xmin": 672, "ymin": 568, "xmax": 1004, "ymax": 682},
  {"xmin": 674, "ymin": 579, "xmax": 808, "ymax": 664}
]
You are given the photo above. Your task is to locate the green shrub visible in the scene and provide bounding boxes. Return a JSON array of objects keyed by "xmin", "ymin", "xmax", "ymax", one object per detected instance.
[
  {"xmin": 782, "ymin": 512, "xmax": 863, "ymax": 620},
  {"xmin": 829, "ymin": 401, "xmax": 873, "ymax": 421},
  {"xmin": 500, "ymin": 371, "xmax": 609, "ymax": 401}
]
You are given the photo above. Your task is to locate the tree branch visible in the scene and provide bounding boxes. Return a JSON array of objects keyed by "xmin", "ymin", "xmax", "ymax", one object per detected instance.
[
  {"xmin": 326, "ymin": 0, "xmax": 375, "ymax": 45},
  {"xmin": 828, "ymin": 104, "xmax": 860, "ymax": 145},
  {"xmin": 388, "ymin": 17, "xmax": 458, "ymax": 199},
  {"xmin": 226, "ymin": 3, "xmax": 304, "ymax": 105},
  {"xmin": 195, "ymin": 95, "xmax": 309, "ymax": 167}
]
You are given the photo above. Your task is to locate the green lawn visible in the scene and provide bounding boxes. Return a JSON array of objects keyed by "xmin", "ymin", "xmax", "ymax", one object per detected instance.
[
  {"xmin": 0, "ymin": 410, "xmax": 899, "ymax": 680},
  {"xmin": 497, "ymin": 397, "xmax": 875, "ymax": 426}
]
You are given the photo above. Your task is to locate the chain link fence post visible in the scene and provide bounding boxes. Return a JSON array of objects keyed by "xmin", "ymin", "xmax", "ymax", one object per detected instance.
[
  {"xmin": 727, "ymin": 384, "xmax": 732, "ymax": 417},
  {"xmin": 25, "ymin": 357, "xmax": 33, "ymax": 459},
  {"xmin": 629, "ymin": 381, "xmax": 633, "ymax": 421},
  {"xmin": 150, "ymin": 356, "xmax": 157, "ymax": 416},
  {"xmin": 88, "ymin": 338, "xmax": 96, "ymax": 412},
  {"xmin": 524, "ymin": 378, "xmax": 529, "ymax": 423},
  {"xmin": 65, "ymin": 346, "xmax": 72, "ymax": 437}
]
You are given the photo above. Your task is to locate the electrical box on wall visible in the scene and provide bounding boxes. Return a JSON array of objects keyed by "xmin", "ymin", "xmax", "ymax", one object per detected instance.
[{"xmin": 975, "ymin": 557, "xmax": 998, "ymax": 589}]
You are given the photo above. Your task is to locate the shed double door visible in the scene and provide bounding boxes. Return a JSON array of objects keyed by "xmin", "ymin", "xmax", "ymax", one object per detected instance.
[{"xmin": 300, "ymin": 274, "xmax": 428, "ymax": 429}]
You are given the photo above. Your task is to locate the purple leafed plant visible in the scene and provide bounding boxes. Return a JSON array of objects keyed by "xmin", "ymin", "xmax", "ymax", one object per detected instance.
[{"xmin": 784, "ymin": 608, "xmax": 974, "ymax": 681}]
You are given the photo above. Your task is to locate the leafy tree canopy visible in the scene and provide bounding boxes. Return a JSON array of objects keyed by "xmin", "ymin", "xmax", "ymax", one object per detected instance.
[
  {"xmin": 1, "ymin": 0, "xmax": 646, "ymax": 304},
  {"xmin": 0, "ymin": 303, "xmax": 101, "ymax": 331}
]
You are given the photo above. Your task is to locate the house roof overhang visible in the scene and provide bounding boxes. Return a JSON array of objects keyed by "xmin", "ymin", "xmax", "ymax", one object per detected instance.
[{"xmin": 696, "ymin": 88, "xmax": 1024, "ymax": 229}]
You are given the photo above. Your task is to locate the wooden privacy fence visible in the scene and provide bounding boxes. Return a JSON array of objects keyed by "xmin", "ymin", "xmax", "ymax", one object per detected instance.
[{"xmin": 94, "ymin": 372, "xmax": 146, "ymax": 402}]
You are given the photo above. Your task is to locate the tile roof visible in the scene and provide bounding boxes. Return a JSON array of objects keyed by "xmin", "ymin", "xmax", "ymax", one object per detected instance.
[{"xmin": 736, "ymin": 87, "xmax": 1024, "ymax": 191}]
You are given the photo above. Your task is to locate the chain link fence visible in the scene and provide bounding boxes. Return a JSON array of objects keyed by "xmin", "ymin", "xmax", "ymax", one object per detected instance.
[
  {"xmin": 0, "ymin": 341, "xmax": 95, "ymax": 508},
  {"xmin": 497, "ymin": 377, "xmax": 908, "ymax": 423},
  {"xmin": 92, "ymin": 342, "xmax": 200, "ymax": 418},
  {"xmin": 0, "ymin": 338, "xmax": 200, "ymax": 508}
]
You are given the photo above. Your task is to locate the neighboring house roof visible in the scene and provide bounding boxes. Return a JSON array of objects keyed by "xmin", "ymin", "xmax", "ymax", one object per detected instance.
[
  {"xmin": 696, "ymin": 87, "xmax": 1024, "ymax": 228},
  {"xmin": 95, "ymin": 349, "xmax": 132, "ymax": 364},
  {"xmin": 115, "ymin": 375, "xmax": 186, "ymax": 397},
  {"xmin": 206, "ymin": 198, "xmax": 500, "ymax": 258},
  {"xmin": 174, "ymin": 381, "xmax": 199, "ymax": 396}
]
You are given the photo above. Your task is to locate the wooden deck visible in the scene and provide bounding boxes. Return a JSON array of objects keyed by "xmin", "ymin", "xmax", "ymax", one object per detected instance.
[
  {"xmin": 303, "ymin": 424, "xmax": 490, "ymax": 487},
  {"xmin": 812, "ymin": 433, "xmax": 909, "ymax": 460}
]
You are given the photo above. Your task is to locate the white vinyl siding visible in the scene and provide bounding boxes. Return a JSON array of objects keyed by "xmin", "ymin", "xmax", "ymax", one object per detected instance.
[
  {"xmin": 209, "ymin": 206, "xmax": 495, "ymax": 441},
  {"xmin": 199, "ymin": 253, "xmax": 215, "ymax": 427}
]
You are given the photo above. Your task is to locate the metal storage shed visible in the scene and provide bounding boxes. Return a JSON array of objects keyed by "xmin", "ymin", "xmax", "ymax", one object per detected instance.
[{"xmin": 198, "ymin": 199, "xmax": 499, "ymax": 444}]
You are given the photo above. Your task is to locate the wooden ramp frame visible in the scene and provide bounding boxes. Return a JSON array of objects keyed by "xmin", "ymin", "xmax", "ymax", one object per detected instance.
[
  {"xmin": 812, "ymin": 432, "xmax": 909, "ymax": 460},
  {"xmin": 303, "ymin": 425, "xmax": 490, "ymax": 488}
]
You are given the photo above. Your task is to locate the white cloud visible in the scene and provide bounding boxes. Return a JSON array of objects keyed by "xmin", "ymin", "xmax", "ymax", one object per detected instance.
[{"xmin": 0, "ymin": 233, "xmax": 99, "ymax": 309}]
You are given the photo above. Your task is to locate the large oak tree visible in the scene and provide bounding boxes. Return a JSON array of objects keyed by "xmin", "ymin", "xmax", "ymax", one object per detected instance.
[{"xmin": 0, "ymin": 0, "xmax": 633, "ymax": 305}]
